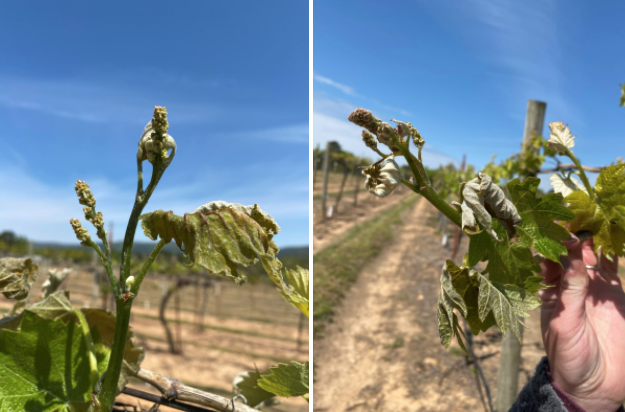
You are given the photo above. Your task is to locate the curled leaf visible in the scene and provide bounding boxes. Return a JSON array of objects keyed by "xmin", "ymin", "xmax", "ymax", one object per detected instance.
[
  {"xmin": 282, "ymin": 267, "xmax": 309, "ymax": 317},
  {"xmin": 41, "ymin": 268, "xmax": 71, "ymax": 298},
  {"xmin": 140, "ymin": 207, "xmax": 280, "ymax": 284},
  {"xmin": 0, "ymin": 258, "xmax": 38, "ymax": 301},
  {"xmin": 547, "ymin": 121, "xmax": 575, "ymax": 154},
  {"xmin": 193, "ymin": 201, "xmax": 280, "ymax": 240},
  {"xmin": 455, "ymin": 173, "xmax": 521, "ymax": 241},
  {"xmin": 363, "ymin": 157, "xmax": 400, "ymax": 198}
]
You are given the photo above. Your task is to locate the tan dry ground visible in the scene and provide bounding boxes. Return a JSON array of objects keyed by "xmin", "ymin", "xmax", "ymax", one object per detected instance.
[
  {"xmin": 313, "ymin": 197, "xmax": 550, "ymax": 412},
  {"xmin": 0, "ymin": 266, "xmax": 309, "ymax": 412}
]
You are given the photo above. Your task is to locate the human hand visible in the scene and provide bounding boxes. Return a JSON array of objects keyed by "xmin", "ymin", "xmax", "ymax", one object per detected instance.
[{"xmin": 540, "ymin": 235, "xmax": 625, "ymax": 412}]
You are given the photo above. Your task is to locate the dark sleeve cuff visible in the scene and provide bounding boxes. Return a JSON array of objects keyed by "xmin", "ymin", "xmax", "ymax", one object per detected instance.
[
  {"xmin": 546, "ymin": 364, "xmax": 625, "ymax": 412},
  {"xmin": 510, "ymin": 356, "xmax": 625, "ymax": 412}
]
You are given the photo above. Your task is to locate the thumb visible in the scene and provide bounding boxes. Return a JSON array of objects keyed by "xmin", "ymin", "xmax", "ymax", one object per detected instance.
[{"xmin": 558, "ymin": 236, "xmax": 589, "ymax": 321}]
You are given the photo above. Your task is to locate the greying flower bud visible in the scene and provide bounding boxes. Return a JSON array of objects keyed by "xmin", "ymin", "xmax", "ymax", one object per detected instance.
[
  {"xmin": 362, "ymin": 130, "xmax": 378, "ymax": 150},
  {"xmin": 137, "ymin": 106, "xmax": 176, "ymax": 164},
  {"xmin": 348, "ymin": 108, "xmax": 381, "ymax": 135},
  {"xmin": 362, "ymin": 157, "xmax": 401, "ymax": 197},
  {"xmin": 75, "ymin": 180, "xmax": 96, "ymax": 208},
  {"xmin": 391, "ymin": 119, "xmax": 424, "ymax": 148},
  {"xmin": 70, "ymin": 219, "xmax": 91, "ymax": 246},
  {"xmin": 125, "ymin": 275, "xmax": 135, "ymax": 291}
]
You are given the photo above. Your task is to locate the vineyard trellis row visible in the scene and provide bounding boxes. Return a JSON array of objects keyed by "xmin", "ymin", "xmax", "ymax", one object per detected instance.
[{"xmin": 0, "ymin": 107, "xmax": 309, "ymax": 412}]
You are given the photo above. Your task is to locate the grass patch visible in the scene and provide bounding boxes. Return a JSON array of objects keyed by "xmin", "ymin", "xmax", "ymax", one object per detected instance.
[
  {"xmin": 312, "ymin": 188, "xmax": 359, "ymax": 200},
  {"xmin": 384, "ymin": 337, "xmax": 404, "ymax": 349},
  {"xmin": 313, "ymin": 193, "xmax": 419, "ymax": 337}
]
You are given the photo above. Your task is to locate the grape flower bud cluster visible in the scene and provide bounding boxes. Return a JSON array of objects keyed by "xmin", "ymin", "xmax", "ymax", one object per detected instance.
[
  {"xmin": 70, "ymin": 218, "xmax": 91, "ymax": 246},
  {"xmin": 75, "ymin": 180, "xmax": 106, "ymax": 238},
  {"xmin": 137, "ymin": 106, "xmax": 176, "ymax": 164}
]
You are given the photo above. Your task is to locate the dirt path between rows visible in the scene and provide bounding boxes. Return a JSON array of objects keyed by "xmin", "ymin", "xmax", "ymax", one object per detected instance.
[
  {"xmin": 313, "ymin": 197, "xmax": 546, "ymax": 412},
  {"xmin": 313, "ymin": 187, "xmax": 412, "ymax": 254}
]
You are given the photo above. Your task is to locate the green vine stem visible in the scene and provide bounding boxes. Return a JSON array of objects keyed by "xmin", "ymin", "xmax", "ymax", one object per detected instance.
[
  {"xmin": 400, "ymin": 178, "xmax": 421, "ymax": 194},
  {"xmin": 392, "ymin": 135, "xmax": 462, "ymax": 228},
  {"xmin": 74, "ymin": 309, "xmax": 99, "ymax": 388},
  {"xmin": 564, "ymin": 148, "xmax": 596, "ymax": 199},
  {"xmin": 131, "ymin": 238, "xmax": 167, "ymax": 295},
  {"xmin": 85, "ymin": 238, "xmax": 120, "ymax": 298},
  {"xmin": 98, "ymin": 137, "xmax": 175, "ymax": 412}
]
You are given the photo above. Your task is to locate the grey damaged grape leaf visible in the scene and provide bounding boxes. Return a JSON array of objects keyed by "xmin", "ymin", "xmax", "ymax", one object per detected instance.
[
  {"xmin": 233, "ymin": 369, "xmax": 276, "ymax": 408},
  {"xmin": 467, "ymin": 177, "xmax": 573, "ymax": 292},
  {"xmin": 194, "ymin": 201, "xmax": 281, "ymax": 240},
  {"xmin": 437, "ymin": 260, "xmax": 540, "ymax": 349},
  {"xmin": 41, "ymin": 268, "xmax": 71, "ymax": 299},
  {"xmin": 0, "ymin": 257, "xmax": 38, "ymax": 300},
  {"xmin": 564, "ymin": 164, "xmax": 625, "ymax": 257},
  {"xmin": 258, "ymin": 361, "xmax": 309, "ymax": 399},
  {"xmin": 141, "ymin": 207, "xmax": 280, "ymax": 285},
  {"xmin": 455, "ymin": 173, "xmax": 521, "ymax": 241},
  {"xmin": 437, "ymin": 260, "xmax": 487, "ymax": 350},
  {"xmin": 0, "ymin": 311, "xmax": 108, "ymax": 412}
]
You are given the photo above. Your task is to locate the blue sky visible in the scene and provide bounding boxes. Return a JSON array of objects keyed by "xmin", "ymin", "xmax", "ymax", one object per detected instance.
[
  {"xmin": 314, "ymin": 0, "xmax": 625, "ymax": 188},
  {"xmin": 0, "ymin": 2, "xmax": 308, "ymax": 248}
]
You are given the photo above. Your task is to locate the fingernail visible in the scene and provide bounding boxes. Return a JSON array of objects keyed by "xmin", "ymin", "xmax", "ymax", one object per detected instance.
[
  {"xmin": 562, "ymin": 234, "xmax": 579, "ymax": 246},
  {"xmin": 560, "ymin": 256, "xmax": 571, "ymax": 270}
]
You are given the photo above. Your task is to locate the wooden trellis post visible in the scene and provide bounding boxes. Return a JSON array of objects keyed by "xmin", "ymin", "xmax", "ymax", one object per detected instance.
[
  {"xmin": 321, "ymin": 141, "xmax": 331, "ymax": 219},
  {"xmin": 496, "ymin": 99, "xmax": 546, "ymax": 412}
]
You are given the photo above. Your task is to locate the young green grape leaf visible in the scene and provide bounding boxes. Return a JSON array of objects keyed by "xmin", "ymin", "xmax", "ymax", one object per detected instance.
[
  {"xmin": 27, "ymin": 290, "xmax": 75, "ymax": 321},
  {"xmin": 437, "ymin": 260, "xmax": 540, "ymax": 348},
  {"xmin": 475, "ymin": 272, "xmax": 540, "ymax": 341},
  {"xmin": 141, "ymin": 206, "xmax": 280, "ymax": 285},
  {"xmin": 258, "ymin": 361, "xmax": 309, "ymax": 400},
  {"xmin": 565, "ymin": 164, "xmax": 625, "ymax": 256},
  {"xmin": 0, "ymin": 257, "xmax": 38, "ymax": 300},
  {"xmin": 0, "ymin": 311, "xmax": 108, "ymax": 412},
  {"xmin": 0, "ymin": 290, "xmax": 144, "ymax": 395},
  {"xmin": 507, "ymin": 178, "xmax": 576, "ymax": 263},
  {"xmin": 282, "ymin": 267, "xmax": 309, "ymax": 317},
  {"xmin": 233, "ymin": 369, "xmax": 276, "ymax": 408}
]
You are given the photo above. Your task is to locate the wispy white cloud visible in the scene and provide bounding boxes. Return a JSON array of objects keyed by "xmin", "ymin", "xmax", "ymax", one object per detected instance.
[
  {"xmin": 313, "ymin": 74, "xmax": 357, "ymax": 96},
  {"xmin": 221, "ymin": 123, "xmax": 308, "ymax": 144},
  {"xmin": 418, "ymin": 0, "xmax": 579, "ymax": 124},
  {"xmin": 314, "ymin": 73, "xmax": 413, "ymax": 117}
]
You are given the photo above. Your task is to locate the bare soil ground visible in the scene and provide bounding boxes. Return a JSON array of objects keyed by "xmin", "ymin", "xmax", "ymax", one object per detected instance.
[
  {"xmin": 313, "ymin": 185, "xmax": 412, "ymax": 254},
  {"xmin": 313, "ymin": 197, "xmax": 548, "ymax": 412},
  {"xmin": 0, "ymin": 266, "xmax": 309, "ymax": 412}
]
